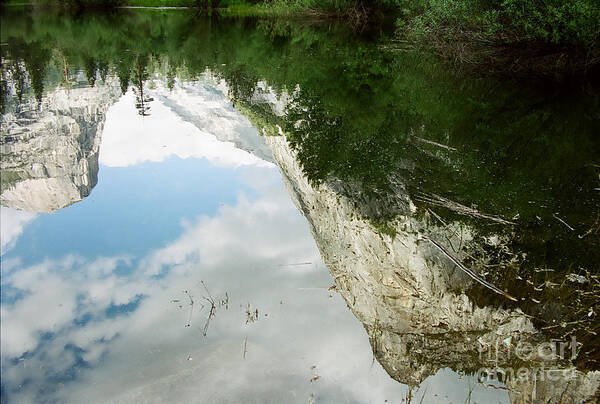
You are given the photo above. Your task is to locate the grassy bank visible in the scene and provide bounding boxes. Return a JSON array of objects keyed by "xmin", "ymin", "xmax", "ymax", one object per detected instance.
[
  {"xmin": 397, "ymin": 0, "xmax": 600, "ymax": 46},
  {"xmin": 394, "ymin": 0, "xmax": 600, "ymax": 77}
]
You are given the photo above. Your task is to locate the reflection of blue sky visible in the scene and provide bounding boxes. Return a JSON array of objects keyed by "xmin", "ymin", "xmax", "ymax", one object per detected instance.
[
  {"xmin": 0, "ymin": 81, "xmax": 509, "ymax": 404},
  {"xmin": 4, "ymin": 157, "xmax": 252, "ymax": 264}
]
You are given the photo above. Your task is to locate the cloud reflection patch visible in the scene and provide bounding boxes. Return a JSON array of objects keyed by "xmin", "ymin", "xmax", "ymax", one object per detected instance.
[{"xmin": 99, "ymin": 88, "xmax": 272, "ymax": 169}]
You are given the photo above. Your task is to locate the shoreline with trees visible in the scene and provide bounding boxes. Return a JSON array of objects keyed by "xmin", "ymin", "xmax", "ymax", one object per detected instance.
[{"xmin": 2, "ymin": 0, "xmax": 598, "ymax": 79}]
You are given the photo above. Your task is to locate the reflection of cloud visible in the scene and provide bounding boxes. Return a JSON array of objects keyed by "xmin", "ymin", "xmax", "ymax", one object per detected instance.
[
  {"xmin": 0, "ymin": 207, "xmax": 37, "ymax": 254},
  {"xmin": 0, "ymin": 166, "xmax": 406, "ymax": 403},
  {"xmin": 142, "ymin": 169, "xmax": 319, "ymax": 276},
  {"xmin": 0, "ymin": 255, "xmax": 138, "ymax": 358},
  {"xmin": 99, "ymin": 90, "xmax": 272, "ymax": 169}
]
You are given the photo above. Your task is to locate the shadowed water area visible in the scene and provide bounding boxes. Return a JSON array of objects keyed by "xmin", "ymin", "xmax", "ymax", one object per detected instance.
[{"xmin": 1, "ymin": 7, "xmax": 599, "ymax": 403}]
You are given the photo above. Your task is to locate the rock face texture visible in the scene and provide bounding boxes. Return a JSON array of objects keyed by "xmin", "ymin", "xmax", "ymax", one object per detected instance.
[{"xmin": 1, "ymin": 81, "xmax": 121, "ymax": 213}]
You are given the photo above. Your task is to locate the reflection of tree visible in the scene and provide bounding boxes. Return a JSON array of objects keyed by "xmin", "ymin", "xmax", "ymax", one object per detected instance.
[
  {"xmin": 116, "ymin": 55, "xmax": 132, "ymax": 95},
  {"xmin": 166, "ymin": 64, "xmax": 176, "ymax": 91},
  {"xmin": 84, "ymin": 57, "xmax": 97, "ymax": 87},
  {"xmin": 0, "ymin": 72, "xmax": 8, "ymax": 115},
  {"xmin": 195, "ymin": 0, "xmax": 222, "ymax": 14},
  {"xmin": 132, "ymin": 55, "xmax": 153, "ymax": 116},
  {"xmin": 2, "ymin": 39, "xmax": 50, "ymax": 109},
  {"xmin": 23, "ymin": 41, "xmax": 51, "ymax": 106},
  {"xmin": 11, "ymin": 61, "xmax": 28, "ymax": 106},
  {"xmin": 98, "ymin": 61, "xmax": 109, "ymax": 83},
  {"xmin": 221, "ymin": 66, "xmax": 257, "ymax": 106},
  {"xmin": 58, "ymin": 52, "xmax": 73, "ymax": 90}
]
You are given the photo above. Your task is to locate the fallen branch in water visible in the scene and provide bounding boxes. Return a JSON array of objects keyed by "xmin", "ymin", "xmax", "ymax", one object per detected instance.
[
  {"xmin": 410, "ymin": 133, "xmax": 457, "ymax": 151},
  {"xmin": 423, "ymin": 236, "xmax": 518, "ymax": 302},
  {"xmin": 416, "ymin": 192, "xmax": 514, "ymax": 225},
  {"xmin": 553, "ymin": 213, "xmax": 575, "ymax": 231}
]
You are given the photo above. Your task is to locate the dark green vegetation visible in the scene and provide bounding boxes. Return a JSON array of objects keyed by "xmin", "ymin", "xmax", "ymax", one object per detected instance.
[
  {"xmin": 2, "ymin": 0, "xmax": 599, "ymax": 63},
  {"xmin": 397, "ymin": 0, "xmax": 600, "ymax": 46},
  {"xmin": 2, "ymin": 8, "xmax": 599, "ymax": 369},
  {"xmin": 395, "ymin": 0, "xmax": 600, "ymax": 77}
]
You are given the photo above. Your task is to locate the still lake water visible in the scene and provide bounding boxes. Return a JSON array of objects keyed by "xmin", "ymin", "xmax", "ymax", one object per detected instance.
[{"xmin": 1, "ymin": 7, "xmax": 599, "ymax": 404}]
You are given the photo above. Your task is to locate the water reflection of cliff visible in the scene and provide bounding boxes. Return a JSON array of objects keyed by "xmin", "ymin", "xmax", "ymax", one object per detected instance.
[
  {"xmin": 221, "ymin": 77, "xmax": 600, "ymax": 402},
  {"xmin": 0, "ymin": 81, "xmax": 121, "ymax": 213},
  {"xmin": 265, "ymin": 133, "xmax": 599, "ymax": 403}
]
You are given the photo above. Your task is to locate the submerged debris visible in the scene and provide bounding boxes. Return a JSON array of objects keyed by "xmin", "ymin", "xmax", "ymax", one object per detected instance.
[
  {"xmin": 566, "ymin": 273, "xmax": 588, "ymax": 284},
  {"xmin": 310, "ymin": 365, "xmax": 320, "ymax": 383},
  {"xmin": 244, "ymin": 303, "xmax": 259, "ymax": 324},
  {"xmin": 172, "ymin": 282, "xmax": 228, "ymax": 336}
]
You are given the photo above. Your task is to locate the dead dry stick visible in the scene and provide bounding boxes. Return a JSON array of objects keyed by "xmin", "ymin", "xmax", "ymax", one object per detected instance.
[
  {"xmin": 183, "ymin": 290, "xmax": 194, "ymax": 327},
  {"xmin": 200, "ymin": 281, "xmax": 216, "ymax": 336},
  {"xmin": 278, "ymin": 262, "xmax": 312, "ymax": 267},
  {"xmin": 578, "ymin": 215, "xmax": 599, "ymax": 239},
  {"xmin": 553, "ymin": 213, "xmax": 575, "ymax": 231},
  {"xmin": 423, "ymin": 236, "xmax": 518, "ymax": 302},
  {"xmin": 411, "ymin": 134, "xmax": 457, "ymax": 151},
  {"xmin": 201, "ymin": 280, "xmax": 214, "ymax": 302}
]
